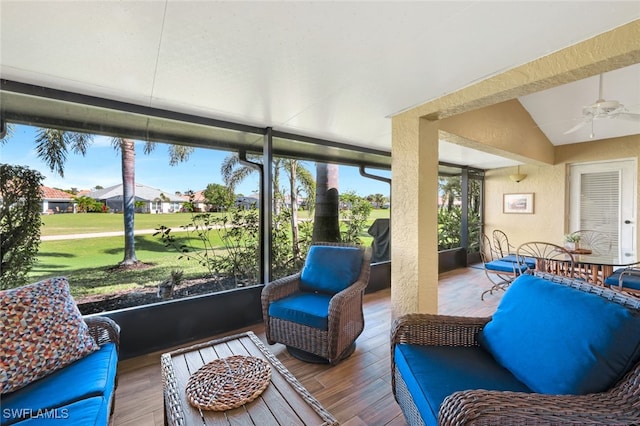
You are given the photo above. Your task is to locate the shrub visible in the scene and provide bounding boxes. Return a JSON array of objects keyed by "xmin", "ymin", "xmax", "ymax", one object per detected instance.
[
  {"xmin": 340, "ymin": 191, "xmax": 372, "ymax": 245},
  {"xmin": 0, "ymin": 164, "xmax": 43, "ymax": 289}
]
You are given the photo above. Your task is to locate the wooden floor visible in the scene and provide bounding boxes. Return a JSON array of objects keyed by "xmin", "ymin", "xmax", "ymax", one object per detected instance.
[{"xmin": 111, "ymin": 266, "xmax": 501, "ymax": 426}]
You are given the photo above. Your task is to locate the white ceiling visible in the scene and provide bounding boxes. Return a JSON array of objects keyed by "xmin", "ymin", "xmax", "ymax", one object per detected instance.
[{"xmin": 1, "ymin": 1, "xmax": 639, "ymax": 170}]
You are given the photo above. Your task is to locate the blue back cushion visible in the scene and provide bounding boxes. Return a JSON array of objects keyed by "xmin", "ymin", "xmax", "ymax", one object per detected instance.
[
  {"xmin": 300, "ymin": 246, "xmax": 363, "ymax": 294},
  {"xmin": 478, "ymin": 274, "xmax": 640, "ymax": 395}
]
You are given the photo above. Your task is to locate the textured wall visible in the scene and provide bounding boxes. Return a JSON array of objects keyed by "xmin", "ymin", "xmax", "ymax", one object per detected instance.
[
  {"xmin": 484, "ymin": 135, "xmax": 640, "ymax": 249},
  {"xmin": 391, "ymin": 116, "xmax": 439, "ymax": 317},
  {"xmin": 390, "ymin": 21, "xmax": 640, "ymax": 316}
]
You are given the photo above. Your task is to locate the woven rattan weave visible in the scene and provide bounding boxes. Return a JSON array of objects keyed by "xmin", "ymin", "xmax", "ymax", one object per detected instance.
[{"xmin": 185, "ymin": 355, "xmax": 271, "ymax": 411}]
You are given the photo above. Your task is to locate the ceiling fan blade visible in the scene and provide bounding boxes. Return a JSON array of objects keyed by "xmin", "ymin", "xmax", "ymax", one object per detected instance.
[
  {"xmin": 564, "ymin": 120, "xmax": 588, "ymax": 135},
  {"xmin": 615, "ymin": 112, "xmax": 640, "ymax": 122}
]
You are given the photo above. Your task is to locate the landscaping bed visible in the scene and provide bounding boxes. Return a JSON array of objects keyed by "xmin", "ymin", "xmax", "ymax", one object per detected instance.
[{"xmin": 76, "ymin": 276, "xmax": 239, "ymax": 315}]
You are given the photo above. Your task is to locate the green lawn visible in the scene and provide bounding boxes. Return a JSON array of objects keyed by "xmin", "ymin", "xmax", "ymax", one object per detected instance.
[
  {"xmin": 40, "ymin": 209, "xmax": 389, "ymax": 236},
  {"xmin": 33, "ymin": 209, "xmax": 389, "ymax": 298},
  {"xmin": 40, "ymin": 212, "xmax": 224, "ymax": 236}
]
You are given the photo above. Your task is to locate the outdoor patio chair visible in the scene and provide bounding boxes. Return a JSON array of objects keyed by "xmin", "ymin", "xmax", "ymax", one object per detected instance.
[
  {"xmin": 492, "ymin": 229, "xmax": 516, "ymax": 257},
  {"xmin": 604, "ymin": 268, "xmax": 640, "ymax": 297},
  {"xmin": 569, "ymin": 229, "xmax": 613, "ymax": 255},
  {"xmin": 261, "ymin": 242, "xmax": 372, "ymax": 365},
  {"xmin": 516, "ymin": 241, "xmax": 576, "ymax": 278},
  {"xmin": 480, "ymin": 234, "xmax": 528, "ymax": 300}
]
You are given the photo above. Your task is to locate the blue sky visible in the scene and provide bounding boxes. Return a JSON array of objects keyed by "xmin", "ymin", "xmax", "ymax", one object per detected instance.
[{"xmin": 1, "ymin": 124, "xmax": 390, "ymax": 197}]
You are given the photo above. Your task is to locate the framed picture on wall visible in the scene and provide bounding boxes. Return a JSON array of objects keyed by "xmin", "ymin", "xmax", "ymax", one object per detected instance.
[{"xmin": 503, "ymin": 193, "xmax": 534, "ymax": 214}]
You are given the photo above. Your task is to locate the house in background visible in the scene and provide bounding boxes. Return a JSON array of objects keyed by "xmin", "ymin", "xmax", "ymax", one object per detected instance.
[
  {"xmin": 86, "ymin": 183, "xmax": 185, "ymax": 214},
  {"xmin": 40, "ymin": 186, "xmax": 74, "ymax": 214}
]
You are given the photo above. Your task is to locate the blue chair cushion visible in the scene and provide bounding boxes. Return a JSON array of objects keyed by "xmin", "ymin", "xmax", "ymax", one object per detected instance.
[
  {"xmin": 484, "ymin": 259, "xmax": 528, "ymax": 274},
  {"xmin": 500, "ymin": 254, "xmax": 536, "ymax": 269},
  {"xmin": 8, "ymin": 396, "xmax": 109, "ymax": 425},
  {"xmin": 300, "ymin": 246, "xmax": 363, "ymax": 294},
  {"xmin": 268, "ymin": 292, "xmax": 332, "ymax": 330},
  {"xmin": 478, "ymin": 274, "xmax": 640, "ymax": 395},
  {"xmin": 394, "ymin": 345, "xmax": 531, "ymax": 426},
  {"xmin": 604, "ymin": 269, "xmax": 640, "ymax": 290},
  {"xmin": 1, "ymin": 343, "xmax": 117, "ymax": 426}
]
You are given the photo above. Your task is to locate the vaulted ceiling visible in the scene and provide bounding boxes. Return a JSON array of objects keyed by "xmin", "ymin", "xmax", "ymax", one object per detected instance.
[{"xmin": 1, "ymin": 1, "xmax": 639, "ymax": 170}]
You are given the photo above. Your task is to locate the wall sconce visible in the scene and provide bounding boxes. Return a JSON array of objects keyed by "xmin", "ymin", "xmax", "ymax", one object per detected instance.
[{"xmin": 509, "ymin": 166, "xmax": 527, "ymax": 183}]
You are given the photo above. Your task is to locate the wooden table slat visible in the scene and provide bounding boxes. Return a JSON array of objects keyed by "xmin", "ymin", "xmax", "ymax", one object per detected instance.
[
  {"xmin": 170, "ymin": 354, "xmax": 210, "ymax": 425},
  {"xmin": 162, "ymin": 331, "xmax": 337, "ymax": 426},
  {"xmin": 229, "ymin": 336, "xmax": 330, "ymax": 424}
]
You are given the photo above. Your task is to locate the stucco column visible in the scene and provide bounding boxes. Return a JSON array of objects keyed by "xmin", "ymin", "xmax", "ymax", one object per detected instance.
[{"xmin": 391, "ymin": 115, "xmax": 439, "ymax": 317}]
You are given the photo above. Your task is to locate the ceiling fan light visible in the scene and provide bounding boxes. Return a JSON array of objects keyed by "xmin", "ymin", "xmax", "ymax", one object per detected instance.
[{"xmin": 509, "ymin": 173, "xmax": 527, "ymax": 183}]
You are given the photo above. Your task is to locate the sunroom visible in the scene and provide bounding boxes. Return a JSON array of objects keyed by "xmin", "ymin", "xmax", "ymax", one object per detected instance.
[{"xmin": 1, "ymin": 2, "xmax": 640, "ymax": 425}]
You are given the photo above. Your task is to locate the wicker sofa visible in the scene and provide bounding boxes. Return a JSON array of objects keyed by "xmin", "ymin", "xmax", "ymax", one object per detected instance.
[
  {"xmin": 1, "ymin": 278, "xmax": 120, "ymax": 426},
  {"xmin": 391, "ymin": 272, "xmax": 640, "ymax": 425}
]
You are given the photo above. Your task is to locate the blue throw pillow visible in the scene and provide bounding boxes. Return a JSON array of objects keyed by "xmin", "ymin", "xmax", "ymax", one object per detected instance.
[
  {"xmin": 478, "ymin": 274, "xmax": 640, "ymax": 395},
  {"xmin": 300, "ymin": 246, "xmax": 363, "ymax": 294}
]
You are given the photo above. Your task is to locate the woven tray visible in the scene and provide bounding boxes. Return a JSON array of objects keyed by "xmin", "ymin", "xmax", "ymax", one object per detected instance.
[{"xmin": 185, "ymin": 355, "xmax": 271, "ymax": 411}]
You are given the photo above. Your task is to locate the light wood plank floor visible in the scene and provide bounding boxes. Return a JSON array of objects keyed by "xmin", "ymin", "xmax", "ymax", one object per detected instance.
[{"xmin": 111, "ymin": 266, "xmax": 501, "ymax": 426}]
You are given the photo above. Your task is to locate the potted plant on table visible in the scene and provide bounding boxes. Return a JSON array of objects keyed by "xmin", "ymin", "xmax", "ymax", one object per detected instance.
[{"xmin": 564, "ymin": 233, "xmax": 581, "ymax": 251}]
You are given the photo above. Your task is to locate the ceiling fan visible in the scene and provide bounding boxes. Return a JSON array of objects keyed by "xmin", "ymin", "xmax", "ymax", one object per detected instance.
[{"xmin": 564, "ymin": 73, "xmax": 640, "ymax": 136}]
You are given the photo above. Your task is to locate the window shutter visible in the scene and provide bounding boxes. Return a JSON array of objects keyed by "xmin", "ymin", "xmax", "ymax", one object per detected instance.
[{"xmin": 580, "ymin": 171, "xmax": 619, "ymax": 248}]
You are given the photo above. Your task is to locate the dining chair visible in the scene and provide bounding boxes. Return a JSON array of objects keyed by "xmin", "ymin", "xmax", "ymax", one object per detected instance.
[
  {"xmin": 516, "ymin": 241, "xmax": 576, "ymax": 278},
  {"xmin": 492, "ymin": 229, "xmax": 516, "ymax": 257},
  {"xmin": 480, "ymin": 234, "xmax": 528, "ymax": 300},
  {"xmin": 604, "ymin": 268, "xmax": 640, "ymax": 297},
  {"xmin": 570, "ymin": 229, "xmax": 613, "ymax": 255}
]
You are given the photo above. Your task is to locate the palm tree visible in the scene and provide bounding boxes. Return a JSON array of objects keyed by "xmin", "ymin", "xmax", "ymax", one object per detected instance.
[
  {"xmin": 8, "ymin": 125, "xmax": 193, "ymax": 267},
  {"xmin": 221, "ymin": 154, "xmax": 315, "ymax": 252},
  {"xmin": 312, "ymin": 163, "xmax": 340, "ymax": 242},
  {"xmin": 117, "ymin": 139, "xmax": 138, "ymax": 265},
  {"xmin": 281, "ymin": 159, "xmax": 315, "ymax": 259},
  {"xmin": 221, "ymin": 154, "xmax": 283, "ymax": 215}
]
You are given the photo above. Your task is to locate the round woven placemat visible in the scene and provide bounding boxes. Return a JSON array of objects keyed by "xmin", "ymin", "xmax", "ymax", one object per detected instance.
[{"xmin": 185, "ymin": 355, "xmax": 271, "ymax": 411}]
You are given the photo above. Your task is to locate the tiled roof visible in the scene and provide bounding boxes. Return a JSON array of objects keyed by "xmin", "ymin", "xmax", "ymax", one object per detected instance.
[
  {"xmin": 40, "ymin": 186, "xmax": 74, "ymax": 200},
  {"xmin": 85, "ymin": 183, "xmax": 185, "ymax": 202}
]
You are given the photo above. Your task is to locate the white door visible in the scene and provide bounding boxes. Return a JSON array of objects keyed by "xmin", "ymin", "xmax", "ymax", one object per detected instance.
[{"xmin": 569, "ymin": 159, "xmax": 637, "ymax": 258}]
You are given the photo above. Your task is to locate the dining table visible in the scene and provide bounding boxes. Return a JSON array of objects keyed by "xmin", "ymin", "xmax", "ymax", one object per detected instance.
[{"xmin": 566, "ymin": 248, "xmax": 638, "ymax": 285}]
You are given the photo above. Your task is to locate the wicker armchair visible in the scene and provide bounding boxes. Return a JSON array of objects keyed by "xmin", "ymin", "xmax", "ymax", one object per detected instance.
[
  {"xmin": 391, "ymin": 272, "xmax": 640, "ymax": 425},
  {"xmin": 262, "ymin": 242, "xmax": 371, "ymax": 365}
]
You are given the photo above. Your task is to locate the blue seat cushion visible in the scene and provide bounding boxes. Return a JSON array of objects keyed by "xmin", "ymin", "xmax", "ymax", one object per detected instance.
[
  {"xmin": 268, "ymin": 292, "xmax": 332, "ymax": 330},
  {"xmin": 499, "ymin": 254, "xmax": 536, "ymax": 269},
  {"xmin": 395, "ymin": 345, "xmax": 531, "ymax": 426},
  {"xmin": 1, "ymin": 343, "xmax": 117, "ymax": 426},
  {"xmin": 604, "ymin": 269, "xmax": 640, "ymax": 290},
  {"xmin": 6, "ymin": 396, "xmax": 109, "ymax": 426},
  {"xmin": 479, "ymin": 274, "xmax": 640, "ymax": 395},
  {"xmin": 300, "ymin": 245, "xmax": 363, "ymax": 294},
  {"xmin": 484, "ymin": 259, "xmax": 528, "ymax": 273}
]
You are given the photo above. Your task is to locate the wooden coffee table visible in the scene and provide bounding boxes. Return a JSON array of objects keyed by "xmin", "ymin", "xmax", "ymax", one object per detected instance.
[{"xmin": 161, "ymin": 331, "xmax": 338, "ymax": 425}]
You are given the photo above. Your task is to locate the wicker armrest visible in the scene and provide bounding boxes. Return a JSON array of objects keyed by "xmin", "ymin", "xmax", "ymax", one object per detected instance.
[
  {"xmin": 390, "ymin": 314, "xmax": 490, "ymax": 399},
  {"xmin": 84, "ymin": 315, "xmax": 120, "ymax": 352},
  {"xmin": 391, "ymin": 313, "xmax": 490, "ymax": 348},
  {"xmin": 440, "ymin": 381, "xmax": 640, "ymax": 426},
  {"xmin": 261, "ymin": 272, "xmax": 302, "ymax": 303}
]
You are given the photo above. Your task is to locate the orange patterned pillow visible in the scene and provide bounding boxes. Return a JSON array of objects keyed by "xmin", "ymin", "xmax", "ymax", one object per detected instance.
[{"xmin": 0, "ymin": 277, "xmax": 99, "ymax": 394}]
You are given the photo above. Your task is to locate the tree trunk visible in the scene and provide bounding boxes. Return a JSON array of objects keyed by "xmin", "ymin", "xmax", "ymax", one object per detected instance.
[
  {"xmin": 289, "ymin": 161, "xmax": 300, "ymax": 259},
  {"xmin": 312, "ymin": 163, "xmax": 340, "ymax": 242},
  {"xmin": 120, "ymin": 139, "xmax": 138, "ymax": 265}
]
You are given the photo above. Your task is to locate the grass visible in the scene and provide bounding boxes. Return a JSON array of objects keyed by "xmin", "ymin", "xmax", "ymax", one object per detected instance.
[
  {"xmin": 40, "ymin": 212, "xmax": 224, "ymax": 236},
  {"xmin": 40, "ymin": 208, "xmax": 390, "ymax": 235},
  {"xmin": 32, "ymin": 209, "xmax": 389, "ymax": 299}
]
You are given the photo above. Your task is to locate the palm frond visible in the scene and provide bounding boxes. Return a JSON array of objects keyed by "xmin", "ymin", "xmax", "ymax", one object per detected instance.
[
  {"xmin": 35, "ymin": 129, "xmax": 68, "ymax": 177},
  {"xmin": 168, "ymin": 145, "xmax": 195, "ymax": 165}
]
